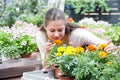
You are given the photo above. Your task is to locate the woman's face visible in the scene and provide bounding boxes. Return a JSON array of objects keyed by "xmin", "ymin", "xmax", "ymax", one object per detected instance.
[{"xmin": 45, "ymin": 20, "xmax": 65, "ymax": 42}]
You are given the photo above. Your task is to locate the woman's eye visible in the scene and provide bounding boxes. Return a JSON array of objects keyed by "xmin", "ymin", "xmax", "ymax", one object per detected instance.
[
  {"xmin": 58, "ymin": 29, "xmax": 63, "ymax": 32},
  {"xmin": 50, "ymin": 30, "xmax": 55, "ymax": 32}
]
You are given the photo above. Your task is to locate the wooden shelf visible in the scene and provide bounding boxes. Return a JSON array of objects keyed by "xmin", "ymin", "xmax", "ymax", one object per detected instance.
[{"xmin": 0, "ymin": 58, "xmax": 42, "ymax": 79}]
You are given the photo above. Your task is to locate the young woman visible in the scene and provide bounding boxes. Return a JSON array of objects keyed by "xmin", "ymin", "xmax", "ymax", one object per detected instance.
[{"xmin": 36, "ymin": 8, "xmax": 114, "ymax": 67}]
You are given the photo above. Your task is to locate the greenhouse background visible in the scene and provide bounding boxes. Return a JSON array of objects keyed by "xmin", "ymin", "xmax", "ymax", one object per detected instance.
[{"xmin": 0, "ymin": 0, "xmax": 120, "ymax": 80}]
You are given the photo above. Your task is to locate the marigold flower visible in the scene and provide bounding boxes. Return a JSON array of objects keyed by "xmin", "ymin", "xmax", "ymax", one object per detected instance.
[
  {"xmin": 107, "ymin": 62, "xmax": 112, "ymax": 65},
  {"xmin": 74, "ymin": 46, "xmax": 84, "ymax": 53},
  {"xmin": 87, "ymin": 45, "xmax": 96, "ymax": 52},
  {"xmin": 57, "ymin": 46, "xmax": 65, "ymax": 52},
  {"xmin": 98, "ymin": 44, "xmax": 107, "ymax": 50},
  {"xmin": 66, "ymin": 46, "xmax": 74, "ymax": 52},
  {"xmin": 54, "ymin": 40, "xmax": 62, "ymax": 45},
  {"xmin": 98, "ymin": 51, "xmax": 107, "ymax": 58},
  {"xmin": 80, "ymin": 25, "xmax": 86, "ymax": 28},
  {"xmin": 67, "ymin": 17, "xmax": 73, "ymax": 23},
  {"xmin": 55, "ymin": 52, "xmax": 62, "ymax": 57},
  {"xmin": 64, "ymin": 49, "xmax": 73, "ymax": 55}
]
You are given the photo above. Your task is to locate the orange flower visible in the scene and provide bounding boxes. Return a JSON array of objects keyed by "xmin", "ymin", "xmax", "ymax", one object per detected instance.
[
  {"xmin": 80, "ymin": 25, "xmax": 86, "ymax": 28},
  {"xmin": 74, "ymin": 46, "xmax": 84, "ymax": 53},
  {"xmin": 53, "ymin": 40, "xmax": 62, "ymax": 45},
  {"xmin": 67, "ymin": 17, "xmax": 73, "ymax": 23},
  {"xmin": 98, "ymin": 44, "xmax": 107, "ymax": 50},
  {"xmin": 87, "ymin": 45, "xmax": 96, "ymax": 52},
  {"xmin": 98, "ymin": 51, "xmax": 107, "ymax": 58}
]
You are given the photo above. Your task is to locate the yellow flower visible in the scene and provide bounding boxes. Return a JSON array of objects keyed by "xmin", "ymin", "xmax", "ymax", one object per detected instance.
[
  {"xmin": 55, "ymin": 52, "xmax": 62, "ymax": 57},
  {"xmin": 57, "ymin": 46, "xmax": 65, "ymax": 52},
  {"xmin": 98, "ymin": 44, "xmax": 107, "ymax": 50},
  {"xmin": 66, "ymin": 46, "xmax": 74, "ymax": 52},
  {"xmin": 98, "ymin": 51, "xmax": 107, "ymax": 58},
  {"xmin": 54, "ymin": 40, "xmax": 62, "ymax": 45},
  {"xmin": 107, "ymin": 62, "xmax": 112, "ymax": 65},
  {"xmin": 74, "ymin": 46, "xmax": 84, "ymax": 53},
  {"xmin": 87, "ymin": 45, "xmax": 96, "ymax": 52},
  {"xmin": 64, "ymin": 49, "xmax": 73, "ymax": 55}
]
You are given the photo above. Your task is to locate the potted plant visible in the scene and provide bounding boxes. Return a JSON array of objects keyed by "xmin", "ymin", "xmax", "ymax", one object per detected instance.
[
  {"xmin": 0, "ymin": 45, "xmax": 21, "ymax": 61},
  {"xmin": 0, "ymin": 21, "xmax": 38, "ymax": 58},
  {"xmin": 47, "ymin": 40, "xmax": 84, "ymax": 79},
  {"xmin": 48, "ymin": 39, "xmax": 120, "ymax": 80},
  {"xmin": 74, "ymin": 44, "xmax": 120, "ymax": 80},
  {"xmin": 65, "ymin": 0, "xmax": 110, "ymax": 14},
  {"xmin": 13, "ymin": 34, "xmax": 37, "ymax": 58},
  {"xmin": 11, "ymin": 21, "xmax": 38, "ymax": 58}
]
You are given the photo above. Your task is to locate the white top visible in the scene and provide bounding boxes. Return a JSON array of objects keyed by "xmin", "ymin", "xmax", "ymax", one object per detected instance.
[{"xmin": 36, "ymin": 28, "xmax": 107, "ymax": 60}]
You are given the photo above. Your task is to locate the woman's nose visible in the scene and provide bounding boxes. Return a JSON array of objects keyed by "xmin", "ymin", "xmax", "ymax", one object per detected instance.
[{"xmin": 54, "ymin": 32, "xmax": 59, "ymax": 37}]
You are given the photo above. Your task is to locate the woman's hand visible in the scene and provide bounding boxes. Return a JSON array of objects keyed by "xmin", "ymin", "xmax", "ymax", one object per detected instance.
[
  {"xmin": 43, "ymin": 40, "xmax": 54, "ymax": 68},
  {"xmin": 45, "ymin": 40, "xmax": 54, "ymax": 52},
  {"xmin": 104, "ymin": 40, "xmax": 114, "ymax": 52}
]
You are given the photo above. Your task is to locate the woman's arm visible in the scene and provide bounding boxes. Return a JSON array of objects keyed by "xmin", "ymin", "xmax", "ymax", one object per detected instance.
[
  {"xmin": 69, "ymin": 28, "xmax": 114, "ymax": 51},
  {"xmin": 36, "ymin": 31, "xmax": 54, "ymax": 67},
  {"xmin": 36, "ymin": 31, "xmax": 47, "ymax": 67}
]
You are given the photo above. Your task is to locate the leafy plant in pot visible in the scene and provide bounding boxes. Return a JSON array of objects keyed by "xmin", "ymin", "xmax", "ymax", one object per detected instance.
[
  {"xmin": 0, "ymin": 45, "xmax": 22, "ymax": 61},
  {"xmin": 47, "ymin": 40, "xmax": 85, "ymax": 79}
]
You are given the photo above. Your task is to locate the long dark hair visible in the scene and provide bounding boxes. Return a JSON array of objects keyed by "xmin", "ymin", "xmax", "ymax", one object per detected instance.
[{"xmin": 40, "ymin": 8, "xmax": 80, "ymax": 34}]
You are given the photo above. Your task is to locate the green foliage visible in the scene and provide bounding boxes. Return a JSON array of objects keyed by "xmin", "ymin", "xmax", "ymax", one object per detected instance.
[
  {"xmin": 58, "ymin": 54, "xmax": 78, "ymax": 77},
  {"xmin": 47, "ymin": 44, "xmax": 65, "ymax": 65},
  {"xmin": 13, "ymin": 35, "xmax": 37, "ymax": 54},
  {"xmin": 105, "ymin": 23, "xmax": 120, "ymax": 46},
  {"xmin": 0, "ymin": 0, "xmax": 47, "ymax": 27},
  {"xmin": 21, "ymin": 10, "xmax": 46, "ymax": 27},
  {"xmin": 65, "ymin": 0, "xmax": 110, "ymax": 14},
  {"xmin": 74, "ymin": 51, "xmax": 120, "ymax": 80},
  {"xmin": 48, "ymin": 41, "xmax": 120, "ymax": 79},
  {"xmin": 0, "ymin": 45, "xmax": 21, "ymax": 59},
  {"xmin": 0, "ymin": 24, "xmax": 38, "ymax": 55},
  {"xmin": 0, "ymin": 30, "xmax": 12, "ymax": 48}
]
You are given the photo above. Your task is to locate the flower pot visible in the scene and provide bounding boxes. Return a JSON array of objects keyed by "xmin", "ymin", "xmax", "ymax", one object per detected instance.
[
  {"xmin": 54, "ymin": 66, "xmax": 60, "ymax": 79},
  {"xmin": 59, "ymin": 76, "xmax": 74, "ymax": 80},
  {"xmin": 21, "ymin": 54, "xmax": 30, "ymax": 58}
]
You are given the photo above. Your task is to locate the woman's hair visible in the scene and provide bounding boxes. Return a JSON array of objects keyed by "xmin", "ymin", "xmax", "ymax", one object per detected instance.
[{"xmin": 40, "ymin": 8, "xmax": 80, "ymax": 34}]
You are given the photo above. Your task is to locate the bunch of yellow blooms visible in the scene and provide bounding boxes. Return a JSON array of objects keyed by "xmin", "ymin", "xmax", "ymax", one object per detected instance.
[{"xmin": 47, "ymin": 40, "xmax": 120, "ymax": 79}]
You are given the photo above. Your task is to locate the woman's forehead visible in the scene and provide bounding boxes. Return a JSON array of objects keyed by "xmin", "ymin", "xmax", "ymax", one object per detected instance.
[{"xmin": 47, "ymin": 20, "xmax": 66, "ymax": 28}]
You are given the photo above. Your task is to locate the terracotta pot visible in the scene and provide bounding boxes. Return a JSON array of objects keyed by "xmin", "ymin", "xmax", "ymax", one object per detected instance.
[
  {"xmin": 59, "ymin": 76, "xmax": 74, "ymax": 80},
  {"xmin": 21, "ymin": 54, "xmax": 30, "ymax": 58},
  {"xmin": 54, "ymin": 66, "xmax": 60, "ymax": 79}
]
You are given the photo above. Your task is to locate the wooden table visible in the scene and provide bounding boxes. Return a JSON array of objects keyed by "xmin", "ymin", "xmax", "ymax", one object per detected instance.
[{"xmin": 0, "ymin": 58, "xmax": 42, "ymax": 79}]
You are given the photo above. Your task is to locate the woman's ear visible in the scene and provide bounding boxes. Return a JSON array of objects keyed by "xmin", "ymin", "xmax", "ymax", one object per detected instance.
[
  {"xmin": 42, "ymin": 22, "xmax": 47, "ymax": 30},
  {"xmin": 43, "ymin": 26, "xmax": 46, "ymax": 30}
]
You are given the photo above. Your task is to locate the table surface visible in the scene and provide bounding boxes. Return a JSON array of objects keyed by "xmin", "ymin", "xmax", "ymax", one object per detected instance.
[
  {"xmin": 21, "ymin": 70, "xmax": 59, "ymax": 80},
  {"xmin": 0, "ymin": 58, "xmax": 42, "ymax": 69}
]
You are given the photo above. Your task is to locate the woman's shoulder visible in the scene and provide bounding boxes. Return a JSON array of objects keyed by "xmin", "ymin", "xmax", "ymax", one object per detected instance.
[
  {"xmin": 36, "ymin": 30, "xmax": 46, "ymax": 36},
  {"xmin": 36, "ymin": 30, "xmax": 47, "ymax": 40}
]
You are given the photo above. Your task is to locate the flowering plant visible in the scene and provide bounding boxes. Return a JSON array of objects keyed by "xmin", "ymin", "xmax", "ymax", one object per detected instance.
[
  {"xmin": 47, "ymin": 40, "xmax": 84, "ymax": 77},
  {"xmin": 0, "ymin": 21, "xmax": 38, "ymax": 57},
  {"xmin": 74, "ymin": 44, "xmax": 120, "ymax": 80},
  {"xmin": 47, "ymin": 40, "xmax": 120, "ymax": 79}
]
